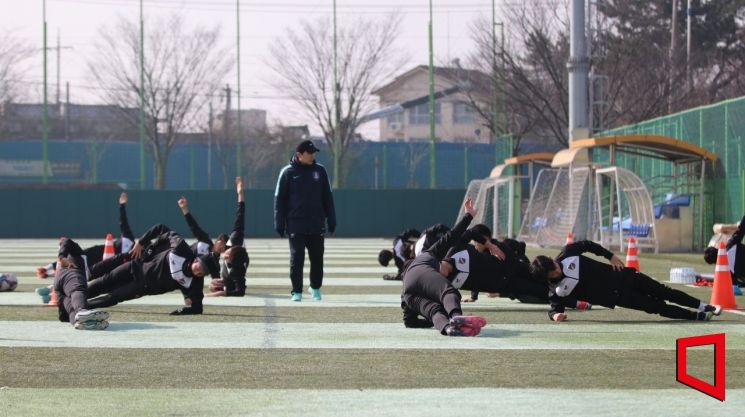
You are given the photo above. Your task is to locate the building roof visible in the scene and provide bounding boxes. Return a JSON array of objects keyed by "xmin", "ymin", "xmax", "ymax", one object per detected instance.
[{"xmin": 371, "ymin": 65, "xmax": 490, "ymax": 97}]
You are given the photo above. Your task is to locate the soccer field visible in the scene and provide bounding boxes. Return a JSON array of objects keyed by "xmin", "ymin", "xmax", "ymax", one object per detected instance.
[{"xmin": 1, "ymin": 238, "xmax": 744, "ymax": 416}]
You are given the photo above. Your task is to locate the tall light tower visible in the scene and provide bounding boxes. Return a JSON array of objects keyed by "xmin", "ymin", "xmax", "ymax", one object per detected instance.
[{"xmin": 568, "ymin": 0, "xmax": 589, "ymax": 141}]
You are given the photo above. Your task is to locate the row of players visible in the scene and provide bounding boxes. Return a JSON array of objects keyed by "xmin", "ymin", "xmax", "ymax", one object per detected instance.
[
  {"xmin": 381, "ymin": 198, "xmax": 739, "ymax": 336},
  {"xmin": 45, "ymin": 183, "xmax": 740, "ymax": 333},
  {"xmin": 41, "ymin": 178, "xmax": 247, "ymax": 329}
]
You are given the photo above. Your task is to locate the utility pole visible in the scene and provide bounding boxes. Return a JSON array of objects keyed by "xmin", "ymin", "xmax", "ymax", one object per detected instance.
[
  {"xmin": 568, "ymin": 0, "xmax": 589, "ymax": 142},
  {"xmin": 333, "ymin": 0, "xmax": 341, "ymax": 188},
  {"xmin": 224, "ymin": 84, "xmax": 232, "ymax": 190},
  {"xmin": 427, "ymin": 0, "xmax": 436, "ymax": 189},
  {"xmin": 138, "ymin": 0, "xmax": 146, "ymax": 189},
  {"xmin": 236, "ymin": 0, "xmax": 242, "ymax": 179},
  {"xmin": 686, "ymin": 0, "xmax": 693, "ymax": 91},
  {"xmin": 42, "ymin": 0, "xmax": 49, "ymax": 184},
  {"xmin": 207, "ymin": 101, "xmax": 213, "ymax": 188},
  {"xmin": 669, "ymin": 0, "xmax": 678, "ymax": 114}
]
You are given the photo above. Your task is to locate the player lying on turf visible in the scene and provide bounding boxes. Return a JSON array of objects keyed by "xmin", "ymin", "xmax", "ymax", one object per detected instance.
[
  {"xmin": 413, "ymin": 223, "xmax": 450, "ymax": 257},
  {"xmin": 36, "ymin": 192, "xmax": 136, "ymax": 304},
  {"xmin": 55, "ymin": 238, "xmax": 110, "ymax": 330},
  {"xmin": 182, "ymin": 177, "xmax": 249, "ymax": 297},
  {"xmin": 530, "ymin": 240, "xmax": 722, "ymax": 322},
  {"xmin": 85, "ymin": 224, "xmax": 219, "ymax": 315},
  {"xmin": 378, "ymin": 228, "xmax": 420, "ymax": 281},
  {"xmin": 704, "ymin": 213, "xmax": 745, "ymax": 287},
  {"xmin": 462, "ymin": 225, "xmax": 591, "ymax": 311},
  {"xmin": 400, "ymin": 198, "xmax": 488, "ymax": 337}
]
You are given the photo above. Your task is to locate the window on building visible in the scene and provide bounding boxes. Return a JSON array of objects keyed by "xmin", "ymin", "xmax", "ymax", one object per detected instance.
[
  {"xmin": 409, "ymin": 102, "xmax": 441, "ymax": 125},
  {"xmin": 386, "ymin": 112, "xmax": 403, "ymax": 127},
  {"xmin": 453, "ymin": 101, "xmax": 475, "ymax": 124}
]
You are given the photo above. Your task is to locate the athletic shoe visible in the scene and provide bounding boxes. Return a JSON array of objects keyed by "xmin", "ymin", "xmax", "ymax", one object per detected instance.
[
  {"xmin": 74, "ymin": 309, "xmax": 110, "ymax": 323},
  {"xmin": 36, "ymin": 287, "xmax": 51, "ymax": 304},
  {"xmin": 704, "ymin": 304, "xmax": 722, "ymax": 316},
  {"xmin": 575, "ymin": 300, "xmax": 592, "ymax": 311},
  {"xmin": 291, "ymin": 292, "xmax": 302, "ymax": 302},
  {"xmin": 696, "ymin": 311, "xmax": 714, "ymax": 321},
  {"xmin": 382, "ymin": 274, "xmax": 401, "ymax": 281},
  {"xmin": 446, "ymin": 323, "xmax": 481, "ymax": 337},
  {"xmin": 310, "ymin": 288, "xmax": 322, "ymax": 301},
  {"xmin": 74, "ymin": 320, "xmax": 109, "ymax": 330},
  {"xmin": 447, "ymin": 315, "xmax": 486, "ymax": 337},
  {"xmin": 450, "ymin": 315, "xmax": 487, "ymax": 329}
]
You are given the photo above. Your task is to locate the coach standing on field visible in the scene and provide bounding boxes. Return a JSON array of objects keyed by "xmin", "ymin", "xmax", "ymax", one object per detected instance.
[{"xmin": 274, "ymin": 140, "xmax": 336, "ymax": 302}]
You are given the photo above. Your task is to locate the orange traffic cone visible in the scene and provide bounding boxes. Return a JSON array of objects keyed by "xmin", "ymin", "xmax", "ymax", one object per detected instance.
[
  {"xmin": 711, "ymin": 242, "xmax": 738, "ymax": 309},
  {"xmin": 103, "ymin": 233, "xmax": 115, "ymax": 260},
  {"xmin": 565, "ymin": 232, "xmax": 574, "ymax": 245},
  {"xmin": 46, "ymin": 287, "xmax": 58, "ymax": 307},
  {"xmin": 625, "ymin": 237, "xmax": 640, "ymax": 271}
]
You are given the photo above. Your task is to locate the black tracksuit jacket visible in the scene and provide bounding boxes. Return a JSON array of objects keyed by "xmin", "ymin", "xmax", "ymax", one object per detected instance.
[
  {"xmin": 726, "ymin": 214, "xmax": 745, "ymax": 284},
  {"xmin": 274, "ymin": 156, "xmax": 336, "ymax": 235},
  {"xmin": 136, "ymin": 224, "xmax": 205, "ymax": 312},
  {"xmin": 547, "ymin": 241, "xmax": 632, "ymax": 319}
]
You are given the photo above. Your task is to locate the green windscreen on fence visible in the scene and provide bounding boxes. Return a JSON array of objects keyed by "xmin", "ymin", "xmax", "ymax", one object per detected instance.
[{"xmin": 598, "ymin": 96, "xmax": 745, "ymax": 247}]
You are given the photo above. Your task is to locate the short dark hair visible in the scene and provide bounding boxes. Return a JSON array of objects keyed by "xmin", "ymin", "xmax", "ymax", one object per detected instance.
[
  {"xmin": 470, "ymin": 224, "xmax": 492, "ymax": 240},
  {"xmin": 703, "ymin": 246, "xmax": 718, "ymax": 265},
  {"xmin": 529, "ymin": 255, "xmax": 557, "ymax": 282},
  {"xmin": 401, "ymin": 242, "xmax": 414, "ymax": 260},
  {"xmin": 503, "ymin": 238, "xmax": 527, "ymax": 258},
  {"xmin": 216, "ymin": 234, "xmax": 229, "ymax": 244},
  {"xmin": 378, "ymin": 249, "xmax": 393, "ymax": 267}
]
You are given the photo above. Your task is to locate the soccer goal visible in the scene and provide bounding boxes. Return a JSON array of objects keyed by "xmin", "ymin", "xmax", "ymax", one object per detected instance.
[
  {"xmin": 456, "ymin": 177, "xmax": 517, "ymax": 238},
  {"xmin": 517, "ymin": 167, "xmax": 592, "ymax": 247}
]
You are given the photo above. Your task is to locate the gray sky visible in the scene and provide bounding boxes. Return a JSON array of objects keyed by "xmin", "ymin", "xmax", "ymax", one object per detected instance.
[{"xmin": 1, "ymin": 0, "xmax": 503, "ymax": 139}]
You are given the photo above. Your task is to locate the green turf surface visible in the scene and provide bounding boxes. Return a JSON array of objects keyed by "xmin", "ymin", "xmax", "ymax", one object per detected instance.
[
  {"xmin": 3, "ymin": 348, "xmax": 743, "ymax": 389},
  {"xmin": 1, "ymin": 238, "xmax": 742, "ymax": 416},
  {"xmin": 2, "ymin": 388, "xmax": 743, "ymax": 417}
]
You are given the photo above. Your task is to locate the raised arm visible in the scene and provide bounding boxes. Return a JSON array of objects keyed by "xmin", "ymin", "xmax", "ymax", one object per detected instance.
[
  {"xmin": 178, "ymin": 196, "xmax": 212, "ymax": 246},
  {"xmin": 228, "ymin": 177, "xmax": 245, "ymax": 247},
  {"xmin": 118, "ymin": 192, "xmax": 135, "ymax": 241},
  {"xmin": 426, "ymin": 197, "xmax": 477, "ymax": 260}
]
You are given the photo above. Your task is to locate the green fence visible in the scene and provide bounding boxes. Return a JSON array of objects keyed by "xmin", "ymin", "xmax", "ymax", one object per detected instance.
[
  {"xmin": 598, "ymin": 96, "xmax": 745, "ymax": 247},
  {"xmin": 0, "ymin": 189, "xmax": 464, "ymax": 238}
]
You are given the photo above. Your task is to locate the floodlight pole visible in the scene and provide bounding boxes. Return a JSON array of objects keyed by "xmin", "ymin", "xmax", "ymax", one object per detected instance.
[
  {"xmin": 428, "ymin": 0, "xmax": 436, "ymax": 189},
  {"xmin": 42, "ymin": 0, "xmax": 49, "ymax": 184},
  {"xmin": 236, "ymin": 0, "xmax": 243, "ymax": 179},
  {"xmin": 333, "ymin": 0, "xmax": 341, "ymax": 188},
  {"xmin": 138, "ymin": 0, "xmax": 146, "ymax": 189}
]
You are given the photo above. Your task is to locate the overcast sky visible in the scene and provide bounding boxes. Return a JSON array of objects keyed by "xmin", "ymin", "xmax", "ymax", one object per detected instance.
[{"xmin": 0, "ymin": 0, "xmax": 511, "ymax": 139}]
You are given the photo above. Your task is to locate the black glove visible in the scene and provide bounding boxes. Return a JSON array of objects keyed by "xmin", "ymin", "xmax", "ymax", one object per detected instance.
[
  {"xmin": 170, "ymin": 306, "xmax": 201, "ymax": 315},
  {"xmin": 328, "ymin": 224, "xmax": 336, "ymax": 235},
  {"xmin": 276, "ymin": 228, "xmax": 285, "ymax": 238}
]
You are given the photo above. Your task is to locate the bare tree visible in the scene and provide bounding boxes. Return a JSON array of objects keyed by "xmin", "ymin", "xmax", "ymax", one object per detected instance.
[
  {"xmin": 459, "ymin": 3, "xmax": 573, "ymax": 148},
  {"xmin": 266, "ymin": 14, "xmax": 408, "ymax": 188},
  {"xmin": 87, "ymin": 13, "xmax": 233, "ymax": 189},
  {"xmin": 0, "ymin": 31, "xmax": 33, "ymax": 103}
]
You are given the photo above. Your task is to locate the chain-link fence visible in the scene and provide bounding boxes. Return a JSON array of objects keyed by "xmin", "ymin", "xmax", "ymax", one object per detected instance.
[{"xmin": 597, "ymin": 96, "xmax": 745, "ymax": 247}]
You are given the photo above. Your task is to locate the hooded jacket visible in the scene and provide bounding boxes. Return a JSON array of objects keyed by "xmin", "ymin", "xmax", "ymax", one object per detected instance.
[{"xmin": 274, "ymin": 155, "xmax": 336, "ymax": 235}]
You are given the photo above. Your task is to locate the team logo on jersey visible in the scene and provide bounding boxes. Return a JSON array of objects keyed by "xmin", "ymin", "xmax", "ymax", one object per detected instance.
[
  {"xmin": 457, "ymin": 257, "xmax": 466, "ymax": 264},
  {"xmin": 568, "ymin": 262, "xmax": 576, "ymax": 270},
  {"xmin": 313, "ymin": 171, "xmax": 320, "ymax": 181}
]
